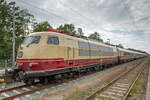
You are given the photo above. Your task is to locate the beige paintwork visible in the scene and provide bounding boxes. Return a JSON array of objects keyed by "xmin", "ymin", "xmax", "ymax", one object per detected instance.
[{"xmin": 17, "ymin": 32, "xmax": 118, "ymax": 60}]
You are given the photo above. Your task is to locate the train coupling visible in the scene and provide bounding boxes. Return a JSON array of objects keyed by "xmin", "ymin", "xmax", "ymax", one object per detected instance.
[
  {"xmin": 0, "ymin": 70, "xmax": 13, "ymax": 83},
  {"xmin": 2, "ymin": 69, "xmax": 21, "ymax": 83}
]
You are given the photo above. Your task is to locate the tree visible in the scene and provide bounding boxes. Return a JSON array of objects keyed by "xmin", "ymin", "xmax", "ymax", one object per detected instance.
[
  {"xmin": 77, "ymin": 28, "xmax": 84, "ymax": 36},
  {"xmin": 128, "ymin": 48, "xmax": 148, "ymax": 54},
  {"xmin": 88, "ymin": 32, "xmax": 103, "ymax": 42},
  {"xmin": 0, "ymin": 0, "xmax": 34, "ymax": 60},
  {"xmin": 116, "ymin": 44, "xmax": 124, "ymax": 48},
  {"xmin": 57, "ymin": 24, "xmax": 76, "ymax": 35},
  {"xmin": 33, "ymin": 21, "xmax": 52, "ymax": 32}
]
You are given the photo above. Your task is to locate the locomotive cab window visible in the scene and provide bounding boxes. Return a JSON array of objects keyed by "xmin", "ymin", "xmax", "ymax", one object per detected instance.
[
  {"xmin": 23, "ymin": 36, "xmax": 41, "ymax": 44},
  {"xmin": 47, "ymin": 36, "xmax": 59, "ymax": 45}
]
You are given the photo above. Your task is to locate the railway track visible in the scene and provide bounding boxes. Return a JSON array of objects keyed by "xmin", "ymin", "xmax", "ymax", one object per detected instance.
[
  {"xmin": 0, "ymin": 78, "xmax": 79, "ymax": 100},
  {"xmin": 0, "ymin": 83, "xmax": 42, "ymax": 100},
  {"xmin": 0, "ymin": 67, "xmax": 111, "ymax": 100},
  {"xmin": 84, "ymin": 59, "xmax": 146, "ymax": 100},
  {"xmin": 0, "ymin": 59, "xmax": 145, "ymax": 100}
]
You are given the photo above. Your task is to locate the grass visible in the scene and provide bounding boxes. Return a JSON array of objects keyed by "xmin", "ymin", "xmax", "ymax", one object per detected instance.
[
  {"xmin": 128, "ymin": 57, "xmax": 150, "ymax": 99},
  {"xmin": 95, "ymin": 94, "xmax": 100, "ymax": 99},
  {"xmin": 104, "ymin": 82, "xmax": 109, "ymax": 87},
  {"xmin": 63, "ymin": 97, "xmax": 70, "ymax": 100},
  {"xmin": 137, "ymin": 93, "xmax": 142, "ymax": 100},
  {"xmin": 62, "ymin": 89, "xmax": 85, "ymax": 100}
]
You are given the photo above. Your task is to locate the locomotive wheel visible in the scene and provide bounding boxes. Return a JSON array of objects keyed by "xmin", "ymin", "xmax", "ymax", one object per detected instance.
[
  {"xmin": 39, "ymin": 78, "xmax": 44, "ymax": 83},
  {"xmin": 14, "ymin": 73, "xmax": 21, "ymax": 82},
  {"xmin": 24, "ymin": 79, "xmax": 35, "ymax": 85},
  {"xmin": 44, "ymin": 77, "xmax": 49, "ymax": 84}
]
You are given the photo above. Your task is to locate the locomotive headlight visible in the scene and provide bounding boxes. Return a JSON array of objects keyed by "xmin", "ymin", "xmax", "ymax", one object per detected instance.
[{"xmin": 18, "ymin": 51, "xmax": 23, "ymax": 58}]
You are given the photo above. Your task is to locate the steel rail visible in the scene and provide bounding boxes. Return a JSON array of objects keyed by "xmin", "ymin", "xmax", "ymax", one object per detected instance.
[
  {"xmin": 123, "ymin": 64, "xmax": 145, "ymax": 99},
  {"xmin": 1, "ymin": 69, "xmax": 103, "ymax": 100},
  {"xmin": 0, "ymin": 82, "xmax": 40, "ymax": 94},
  {"xmin": 84, "ymin": 60, "xmax": 145, "ymax": 100},
  {"xmin": 0, "ymin": 84, "xmax": 28, "ymax": 93}
]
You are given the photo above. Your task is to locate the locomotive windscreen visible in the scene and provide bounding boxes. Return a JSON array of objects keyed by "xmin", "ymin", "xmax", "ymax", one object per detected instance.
[{"xmin": 22, "ymin": 36, "xmax": 41, "ymax": 44}]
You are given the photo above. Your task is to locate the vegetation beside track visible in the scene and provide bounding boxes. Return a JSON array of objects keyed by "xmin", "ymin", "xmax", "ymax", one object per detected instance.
[
  {"xmin": 127, "ymin": 58, "xmax": 150, "ymax": 100},
  {"xmin": 61, "ymin": 59, "xmax": 148, "ymax": 100}
]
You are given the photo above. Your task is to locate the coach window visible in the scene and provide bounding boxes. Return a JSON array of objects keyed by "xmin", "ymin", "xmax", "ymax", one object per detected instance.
[{"xmin": 47, "ymin": 36, "xmax": 59, "ymax": 45}]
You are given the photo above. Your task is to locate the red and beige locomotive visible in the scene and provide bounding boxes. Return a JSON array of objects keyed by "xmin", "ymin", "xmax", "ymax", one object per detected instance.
[{"xmin": 12, "ymin": 29, "xmax": 146, "ymax": 83}]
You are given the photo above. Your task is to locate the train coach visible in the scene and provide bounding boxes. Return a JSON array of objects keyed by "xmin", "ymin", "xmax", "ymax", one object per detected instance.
[
  {"xmin": 10, "ymin": 29, "xmax": 146, "ymax": 84},
  {"xmin": 118, "ymin": 48, "xmax": 146, "ymax": 62}
]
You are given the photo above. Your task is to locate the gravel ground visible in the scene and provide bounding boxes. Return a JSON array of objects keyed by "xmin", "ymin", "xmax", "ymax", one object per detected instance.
[
  {"xmin": 34, "ymin": 60, "xmax": 140, "ymax": 100},
  {"xmin": 0, "ymin": 82, "xmax": 25, "ymax": 89},
  {"xmin": 0, "ymin": 60, "xmax": 141, "ymax": 100}
]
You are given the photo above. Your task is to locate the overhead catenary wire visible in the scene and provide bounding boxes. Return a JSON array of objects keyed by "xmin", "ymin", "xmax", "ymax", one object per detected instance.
[
  {"xmin": 16, "ymin": 0, "xmax": 68, "ymax": 22},
  {"xmin": 14, "ymin": 0, "xmax": 147, "ymax": 37},
  {"xmin": 58, "ymin": 0, "xmax": 96, "ymax": 24},
  {"xmin": 15, "ymin": 0, "xmax": 104, "ymax": 31}
]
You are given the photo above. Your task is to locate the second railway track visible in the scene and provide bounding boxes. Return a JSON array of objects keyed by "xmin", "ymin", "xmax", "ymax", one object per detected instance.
[{"xmin": 84, "ymin": 59, "xmax": 147, "ymax": 100}]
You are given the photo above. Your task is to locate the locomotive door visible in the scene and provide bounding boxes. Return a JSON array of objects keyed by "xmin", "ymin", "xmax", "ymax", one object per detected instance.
[
  {"xmin": 67, "ymin": 38, "xmax": 74, "ymax": 66},
  {"xmin": 67, "ymin": 47, "xmax": 74, "ymax": 59}
]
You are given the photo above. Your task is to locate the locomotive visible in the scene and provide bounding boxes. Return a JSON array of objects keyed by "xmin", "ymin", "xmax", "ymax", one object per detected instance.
[{"xmin": 8, "ymin": 29, "xmax": 146, "ymax": 84}]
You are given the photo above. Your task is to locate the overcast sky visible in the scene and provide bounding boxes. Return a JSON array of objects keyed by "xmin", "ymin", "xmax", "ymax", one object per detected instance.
[{"xmin": 7, "ymin": 0, "xmax": 150, "ymax": 53}]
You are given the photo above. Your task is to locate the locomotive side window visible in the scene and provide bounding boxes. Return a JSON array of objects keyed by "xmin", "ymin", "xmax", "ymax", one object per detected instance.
[
  {"xmin": 78, "ymin": 41, "xmax": 90, "ymax": 56},
  {"xmin": 23, "ymin": 36, "xmax": 41, "ymax": 44},
  {"xmin": 78, "ymin": 41, "xmax": 89, "ymax": 49},
  {"xmin": 99, "ymin": 46, "xmax": 114, "ymax": 56},
  {"xmin": 90, "ymin": 43, "xmax": 99, "ymax": 56},
  {"xmin": 47, "ymin": 37, "xmax": 59, "ymax": 45}
]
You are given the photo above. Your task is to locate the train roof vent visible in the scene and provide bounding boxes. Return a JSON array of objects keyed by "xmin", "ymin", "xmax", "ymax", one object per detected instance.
[{"xmin": 46, "ymin": 28, "xmax": 86, "ymax": 39}]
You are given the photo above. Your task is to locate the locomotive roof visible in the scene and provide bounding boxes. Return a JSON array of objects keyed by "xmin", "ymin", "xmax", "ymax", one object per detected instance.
[
  {"xmin": 29, "ymin": 31, "xmax": 145, "ymax": 55},
  {"xmin": 29, "ymin": 31, "xmax": 115, "ymax": 49}
]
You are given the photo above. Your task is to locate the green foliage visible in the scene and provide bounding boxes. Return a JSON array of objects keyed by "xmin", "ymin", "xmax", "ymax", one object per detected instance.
[
  {"xmin": 33, "ymin": 21, "xmax": 52, "ymax": 32},
  {"xmin": 138, "ymin": 79, "xmax": 145, "ymax": 89},
  {"xmin": 77, "ymin": 28, "xmax": 84, "ymax": 36},
  {"xmin": 103, "ymin": 82, "xmax": 109, "ymax": 87},
  {"xmin": 116, "ymin": 43, "xmax": 124, "ymax": 48},
  {"xmin": 137, "ymin": 94, "xmax": 142, "ymax": 100},
  {"xmin": 128, "ymin": 48, "xmax": 148, "ymax": 54},
  {"xmin": 132, "ymin": 84, "xmax": 138, "ymax": 91},
  {"xmin": 0, "ymin": 0, "xmax": 34, "ymax": 60},
  {"xmin": 57, "ymin": 24, "xmax": 76, "ymax": 35},
  {"xmin": 95, "ymin": 94, "xmax": 100, "ymax": 99},
  {"xmin": 87, "ymin": 91, "xmax": 92, "ymax": 96},
  {"xmin": 62, "ymin": 96, "xmax": 69, "ymax": 100},
  {"xmin": 88, "ymin": 32, "xmax": 103, "ymax": 42}
]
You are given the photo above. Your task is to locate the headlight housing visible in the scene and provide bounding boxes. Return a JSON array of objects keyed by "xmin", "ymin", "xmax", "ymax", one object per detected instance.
[{"xmin": 18, "ymin": 51, "xmax": 23, "ymax": 58}]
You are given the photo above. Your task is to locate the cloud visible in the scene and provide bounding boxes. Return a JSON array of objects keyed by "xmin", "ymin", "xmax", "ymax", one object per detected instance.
[{"xmin": 7, "ymin": 0, "xmax": 150, "ymax": 53}]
